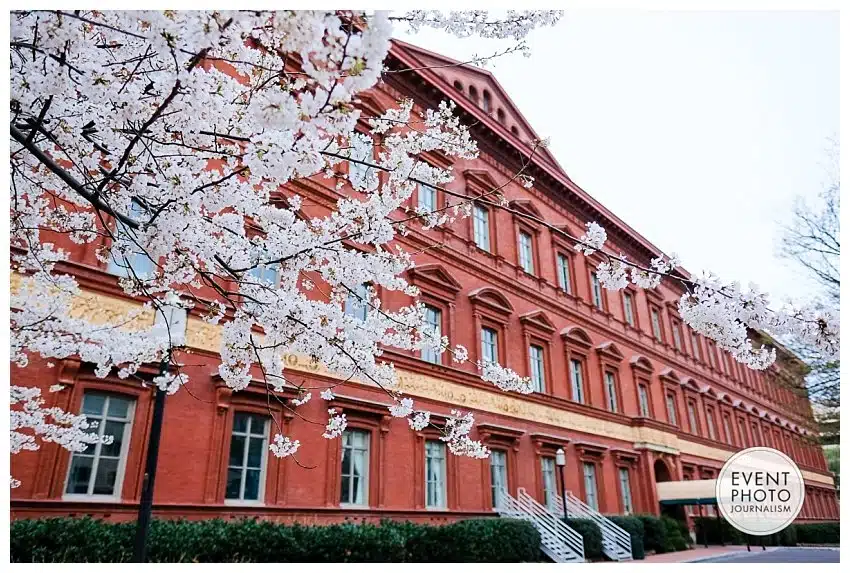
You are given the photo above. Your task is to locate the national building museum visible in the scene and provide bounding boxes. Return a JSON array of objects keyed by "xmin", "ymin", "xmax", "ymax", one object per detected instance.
[{"xmin": 11, "ymin": 40, "xmax": 838, "ymax": 549}]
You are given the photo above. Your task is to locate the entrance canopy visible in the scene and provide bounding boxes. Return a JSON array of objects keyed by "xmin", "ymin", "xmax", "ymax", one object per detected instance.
[{"xmin": 657, "ymin": 479, "xmax": 717, "ymax": 505}]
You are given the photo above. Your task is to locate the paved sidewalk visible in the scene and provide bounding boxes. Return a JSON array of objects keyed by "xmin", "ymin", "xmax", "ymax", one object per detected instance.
[{"xmin": 641, "ymin": 545, "xmax": 765, "ymax": 563}]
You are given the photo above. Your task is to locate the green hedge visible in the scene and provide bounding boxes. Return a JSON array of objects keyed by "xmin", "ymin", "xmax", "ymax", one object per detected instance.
[
  {"xmin": 607, "ymin": 515, "xmax": 646, "ymax": 560},
  {"xmin": 796, "ymin": 522, "xmax": 839, "ymax": 545},
  {"xmin": 693, "ymin": 519, "xmax": 839, "ymax": 547},
  {"xmin": 661, "ymin": 516, "xmax": 690, "ymax": 551},
  {"xmin": 11, "ymin": 517, "xmax": 541, "ymax": 563},
  {"xmin": 563, "ymin": 518, "xmax": 603, "ymax": 560}
]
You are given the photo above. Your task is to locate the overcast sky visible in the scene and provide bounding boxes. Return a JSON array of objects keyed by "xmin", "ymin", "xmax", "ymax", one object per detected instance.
[{"xmin": 395, "ymin": 10, "xmax": 838, "ymax": 306}]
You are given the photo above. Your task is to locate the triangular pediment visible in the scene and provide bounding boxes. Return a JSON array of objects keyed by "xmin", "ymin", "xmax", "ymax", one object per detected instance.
[
  {"xmin": 520, "ymin": 310, "xmax": 556, "ymax": 334},
  {"xmin": 408, "ymin": 263, "xmax": 462, "ymax": 296},
  {"xmin": 509, "ymin": 199, "xmax": 543, "ymax": 220},
  {"xmin": 391, "ymin": 39, "xmax": 563, "ymax": 171},
  {"xmin": 463, "ymin": 169, "xmax": 501, "ymax": 195}
]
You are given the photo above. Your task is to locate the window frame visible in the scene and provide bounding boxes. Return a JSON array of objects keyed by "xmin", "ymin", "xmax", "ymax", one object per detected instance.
[
  {"xmin": 63, "ymin": 392, "xmax": 136, "ymax": 501},
  {"xmin": 420, "ymin": 303, "xmax": 444, "ymax": 365},
  {"xmin": 589, "ymin": 270, "xmax": 606, "ymax": 311},
  {"xmin": 528, "ymin": 343, "xmax": 546, "ymax": 393},
  {"xmin": 424, "ymin": 439, "xmax": 448, "ymax": 509},
  {"xmin": 105, "ymin": 199, "xmax": 156, "ymax": 279},
  {"xmin": 517, "ymin": 229, "xmax": 535, "ymax": 275},
  {"xmin": 224, "ymin": 412, "xmax": 271, "ymax": 505},
  {"xmin": 666, "ymin": 392, "xmax": 679, "ymax": 426},
  {"xmin": 555, "ymin": 251, "xmax": 574, "ymax": 294},
  {"xmin": 622, "ymin": 291, "xmax": 637, "ymax": 328},
  {"xmin": 618, "ymin": 466, "xmax": 634, "ymax": 515},
  {"xmin": 472, "ymin": 203, "xmax": 492, "ymax": 252},
  {"xmin": 339, "ymin": 427, "xmax": 372, "ymax": 508}
]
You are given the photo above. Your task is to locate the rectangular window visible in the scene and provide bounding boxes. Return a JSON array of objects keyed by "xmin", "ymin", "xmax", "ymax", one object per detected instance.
[
  {"xmin": 583, "ymin": 462, "xmax": 599, "ymax": 510},
  {"xmin": 556, "ymin": 254, "xmax": 572, "ymax": 293},
  {"xmin": 348, "ymin": 134, "xmax": 373, "ymax": 188},
  {"xmin": 707, "ymin": 343, "xmax": 717, "ymax": 369},
  {"xmin": 590, "ymin": 272, "xmax": 604, "ymax": 310},
  {"xmin": 473, "ymin": 205, "xmax": 491, "ymax": 252},
  {"xmin": 723, "ymin": 415, "xmax": 734, "ymax": 445},
  {"xmin": 638, "ymin": 384, "xmax": 651, "ymax": 417},
  {"xmin": 65, "ymin": 393, "xmax": 135, "ymax": 498},
  {"xmin": 481, "ymin": 327, "xmax": 498, "ymax": 364},
  {"xmin": 738, "ymin": 419, "xmax": 748, "ymax": 447},
  {"xmin": 706, "ymin": 408, "xmax": 717, "ymax": 440},
  {"xmin": 107, "ymin": 200, "xmax": 155, "ymax": 278},
  {"xmin": 666, "ymin": 394, "xmax": 678, "ymax": 426},
  {"xmin": 541, "ymin": 456, "xmax": 557, "ymax": 510},
  {"xmin": 752, "ymin": 422, "xmax": 761, "ymax": 446},
  {"xmin": 623, "ymin": 293, "xmax": 635, "ymax": 326},
  {"xmin": 529, "ymin": 344, "xmax": 545, "ymax": 393},
  {"xmin": 672, "ymin": 321, "xmax": 682, "ymax": 351},
  {"xmin": 248, "ymin": 263, "xmax": 279, "ymax": 286},
  {"xmin": 421, "ymin": 305, "xmax": 442, "ymax": 365},
  {"xmin": 569, "ymin": 359, "xmax": 585, "ymax": 404},
  {"xmin": 225, "ymin": 412, "xmax": 269, "ymax": 502},
  {"xmin": 418, "ymin": 183, "xmax": 437, "ymax": 213},
  {"xmin": 618, "ymin": 467, "xmax": 634, "ymax": 515},
  {"xmin": 691, "ymin": 332, "xmax": 702, "ymax": 361},
  {"xmin": 425, "ymin": 440, "xmax": 447, "ymax": 509},
  {"xmin": 650, "ymin": 307, "xmax": 662, "ymax": 341},
  {"xmin": 687, "ymin": 401, "xmax": 699, "ymax": 435},
  {"xmin": 605, "ymin": 371, "xmax": 618, "ymax": 413},
  {"xmin": 518, "ymin": 231, "xmax": 534, "ymax": 274},
  {"xmin": 344, "ymin": 283, "xmax": 369, "ymax": 321},
  {"xmin": 490, "ymin": 449, "xmax": 508, "ymax": 508},
  {"xmin": 340, "ymin": 429, "xmax": 370, "ymax": 506},
  {"xmin": 720, "ymin": 352, "xmax": 730, "ymax": 376}
]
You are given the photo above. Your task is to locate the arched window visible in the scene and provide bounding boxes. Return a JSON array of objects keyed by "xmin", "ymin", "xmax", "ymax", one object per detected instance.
[
  {"xmin": 497, "ymin": 108, "xmax": 506, "ymax": 123},
  {"xmin": 468, "ymin": 85, "xmax": 479, "ymax": 103},
  {"xmin": 453, "ymin": 80, "xmax": 463, "ymax": 91},
  {"xmin": 510, "ymin": 125, "xmax": 519, "ymax": 136},
  {"xmin": 482, "ymin": 90, "xmax": 492, "ymax": 113}
]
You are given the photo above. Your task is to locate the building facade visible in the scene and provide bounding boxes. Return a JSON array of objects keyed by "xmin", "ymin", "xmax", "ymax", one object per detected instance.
[{"xmin": 11, "ymin": 40, "xmax": 839, "ymax": 528}]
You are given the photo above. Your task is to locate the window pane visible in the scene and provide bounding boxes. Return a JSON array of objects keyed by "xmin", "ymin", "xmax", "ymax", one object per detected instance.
[
  {"xmin": 340, "ymin": 476, "xmax": 351, "ymax": 503},
  {"xmin": 228, "ymin": 435, "xmax": 246, "ymax": 467},
  {"xmin": 226, "ymin": 468, "xmax": 243, "ymax": 499},
  {"xmin": 100, "ymin": 420, "xmax": 126, "ymax": 457},
  {"xmin": 66, "ymin": 456, "xmax": 94, "ymax": 494},
  {"xmin": 82, "ymin": 394, "xmax": 106, "ymax": 416},
  {"xmin": 232, "ymin": 413, "xmax": 249, "ymax": 433},
  {"xmin": 107, "ymin": 397, "xmax": 131, "ymax": 418},
  {"xmin": 249, "ymin": 416, "xmax": 266, "ymax": 436},
  {"xmin": 92, "ymin": 458, "xmax": 120, "ymax": 495},
  {"xmin": 247, "ymin": 437, "xmax": 264, "ymax": 468},
  {"xmin": 243, "ymin": 469, "xmax": 261, "ymax": 500}
]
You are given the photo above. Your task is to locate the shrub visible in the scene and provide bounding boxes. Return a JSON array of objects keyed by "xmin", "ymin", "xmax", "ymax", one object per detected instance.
[
  {"xmin": 607, "ymin": 515, "xmax": 646, "ymax": 560},
  {"xmin": 661, "ymin": 516, "xmax": 689, "ymax": 551},
  {"xmin": 11, "ymin": 517, "xmax": 541, "ymax": 563},
  {"xmin": 636, "ymin": 515, "xmax": 666, "ymax": 554},
  {"xmin": 795, "ymin": 522, "xmax": 839, "ymax": 545},
  {"xmin": 563, "ymin": 518, "xmax": 603, "ymax": 560}
]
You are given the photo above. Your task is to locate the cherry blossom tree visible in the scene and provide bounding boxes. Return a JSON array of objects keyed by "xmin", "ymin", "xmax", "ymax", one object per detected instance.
[{"xmin": 9, "ymin": 10, "xmax": 839, "ymax": 486}]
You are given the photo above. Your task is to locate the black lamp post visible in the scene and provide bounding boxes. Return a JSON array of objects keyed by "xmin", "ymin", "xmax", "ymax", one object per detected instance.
[{"xmin": 556, "ymin": 448, "xmax": 569, "ymax": 522}]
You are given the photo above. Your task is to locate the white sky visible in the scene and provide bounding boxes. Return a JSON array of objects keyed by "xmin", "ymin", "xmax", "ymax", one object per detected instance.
[{"xmin": 395, "ymin": 10, "xmax": 838, "ymax": 305}]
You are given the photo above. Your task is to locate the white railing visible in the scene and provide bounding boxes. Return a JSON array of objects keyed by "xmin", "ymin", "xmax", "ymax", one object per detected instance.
[
  {"xmin": 495, "ymin": 488, "xmax": 585, "ymax": 563},
  {"xmin": 553, "ymin": 491, "xmax": 633, "ymax": 561}
]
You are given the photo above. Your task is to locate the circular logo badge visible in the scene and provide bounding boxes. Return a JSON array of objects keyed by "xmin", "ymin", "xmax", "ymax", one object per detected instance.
[{"xmin": 715, "ymin": 447, "xmax": 805, "ymax": 536}]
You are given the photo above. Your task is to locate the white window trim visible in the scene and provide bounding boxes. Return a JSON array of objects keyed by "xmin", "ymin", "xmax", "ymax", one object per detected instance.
[
  {"xmin": 225, "ymin": 414, "xmax": 270, "ymax": 504},
  {"xmin": 425, "ymin": 440, "xmax": 447, "ymax": 509},
  {"xmin": 63, "ymin": 394, "xmax": 136, "ymax": 502},
  {"xmin": 340, "ymin": 429, "xmax": 370, "ymax": 507}
]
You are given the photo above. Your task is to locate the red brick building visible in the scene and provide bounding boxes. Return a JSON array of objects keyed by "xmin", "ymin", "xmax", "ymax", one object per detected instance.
[{"xmin": 11, "ymin": 40, "xmax": 839, "ymax": 529}]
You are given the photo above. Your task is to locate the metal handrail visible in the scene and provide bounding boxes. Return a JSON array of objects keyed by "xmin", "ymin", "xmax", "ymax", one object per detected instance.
[
  {"xmin": 554, "ymin": 491, "xmax": 633, "ymax": 561},
  {"xmin": 495, "ymin": 488, "xmax": 585, "ymax": 562}
]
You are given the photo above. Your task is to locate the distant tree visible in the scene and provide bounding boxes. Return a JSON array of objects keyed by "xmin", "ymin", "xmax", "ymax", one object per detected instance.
[{"xmin": 779, "ymin": 143, "xmax": 839, "ymax": 446}]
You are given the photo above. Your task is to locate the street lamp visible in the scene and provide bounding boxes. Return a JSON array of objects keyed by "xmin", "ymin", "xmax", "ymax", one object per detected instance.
[{"xmin": 555, "ymin": 448, "xmax": 569, "ymax": 522}]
